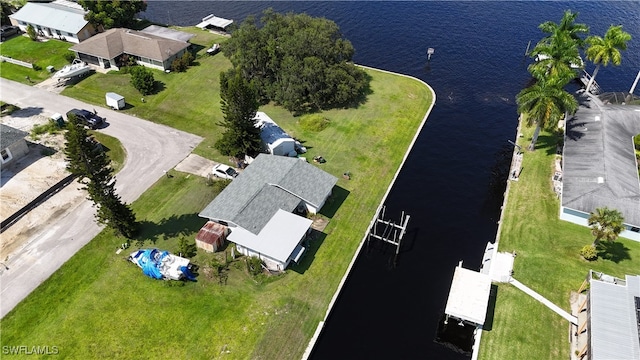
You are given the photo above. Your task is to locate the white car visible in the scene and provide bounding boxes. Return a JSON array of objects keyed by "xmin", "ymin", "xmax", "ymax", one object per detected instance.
[{"xmin": 212, "ymin": 164, "xmax": 238, "ymax": 180}]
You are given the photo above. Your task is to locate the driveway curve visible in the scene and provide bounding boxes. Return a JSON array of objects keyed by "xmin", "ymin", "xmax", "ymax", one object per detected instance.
[{"xmin": 0, "ymin": 78, "xmax": 202, "ymax": 318}]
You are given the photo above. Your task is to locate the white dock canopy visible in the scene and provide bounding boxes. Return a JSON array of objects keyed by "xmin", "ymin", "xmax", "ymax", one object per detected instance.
[
  {"xmin": 444, "ymin": 264, "xmax": 492, "ymax": 326},
  {"xmin": 196, "ymin": 14, "xmax": 233, "ymax": 30}
]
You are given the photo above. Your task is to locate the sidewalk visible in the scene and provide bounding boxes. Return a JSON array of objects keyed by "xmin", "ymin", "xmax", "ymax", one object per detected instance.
[{"xmin": 509, "ymin": 278, "xmax": 577, "ymax": 325}]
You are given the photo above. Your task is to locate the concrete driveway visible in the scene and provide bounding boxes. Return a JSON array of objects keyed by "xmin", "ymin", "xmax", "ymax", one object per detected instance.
[{"xmin": 0, "ymin": 78, "xmax": 202, "ymax": 318}]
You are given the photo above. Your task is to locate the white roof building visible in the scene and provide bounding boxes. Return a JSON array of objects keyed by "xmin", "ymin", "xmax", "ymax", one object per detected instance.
[{"xmin": 9, "ymin": 0, "xmax": 99, "ymax": 43}]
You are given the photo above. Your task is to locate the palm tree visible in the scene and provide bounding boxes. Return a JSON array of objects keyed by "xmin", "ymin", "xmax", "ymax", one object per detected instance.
[
  {"xmin": 585, "ymin": 25, "xmax": 632, "ymax": 93},
  {"xmin": 588, "ymin": 207, "xmax": 625, "ymax": 246},
  {"xmin": 529, "ymin": 31, "xmax": 582, "ymax": 83},
  {"xmin": 516, "ymin": 76, "xmax": 578, "ymax": 151},
  {"xmin": 538, "ymin": 10, "xmax": 589, "ymax": 49}
]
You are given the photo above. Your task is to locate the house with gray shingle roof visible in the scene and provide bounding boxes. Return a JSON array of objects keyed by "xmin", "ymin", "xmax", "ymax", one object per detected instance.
[
  {"xmin": 9, "ymin": 0, "xmax": 100, "ymax": 43},
  {"xmin": 199, "ymin": 154, "xmax": 338, "ymax": 271},
  {"xmin": 70, "ymin": 27, "xmax": 192, "ymax": 71},
  {"xmin": 561, "ymin": 103, "xmax": 640, "ymax": 241},
  {"xmin": 0, "ymin": 124, "xmax": 30, "ymax": 171}
]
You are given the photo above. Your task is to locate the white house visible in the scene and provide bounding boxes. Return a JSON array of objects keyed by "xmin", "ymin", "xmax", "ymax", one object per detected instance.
[
  {"xmin": 199, "ymin": 154, "xmax": 338, "ymax": 271},
  {"xmin": 9, "ymin": 0, "xmax": 100, "ymax": 43},
  {"xmin": 0, "ymin": 124, "xmax": 29, "ymax": 171},
  {"xmin": 561, "ymin": 102, "xmax": 640, "ymax": 241},
  {"xmin": 254, "ymin": 112, "xmax": 298, "ymax": 157}
]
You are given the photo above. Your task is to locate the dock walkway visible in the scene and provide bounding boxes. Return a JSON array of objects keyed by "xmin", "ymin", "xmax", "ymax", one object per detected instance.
[{"xmin": 509, "ymin": 278, "xmax": 578, "ymax": 325}]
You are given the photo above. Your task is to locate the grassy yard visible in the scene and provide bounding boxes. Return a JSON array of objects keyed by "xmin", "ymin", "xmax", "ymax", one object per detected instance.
[
  {"xmin": 0, "ymin": 28, "xmax": 434, "ymax": 359},
  {"xmin": 0, "ymin": 35, "xmax": 74, "ymax": 84},
  {"xmin": 61, "ymin": 28, "xmax": 231, "ymax": 161},
  {"xmin": 478, "ymin": 122, "xmax": 640, "ymax": 359}
]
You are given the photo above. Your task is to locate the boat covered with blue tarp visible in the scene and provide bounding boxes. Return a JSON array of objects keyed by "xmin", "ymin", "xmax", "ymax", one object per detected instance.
[{"xmin": 128, "ymin": 249, "xmax": 196, "ymax": 281}]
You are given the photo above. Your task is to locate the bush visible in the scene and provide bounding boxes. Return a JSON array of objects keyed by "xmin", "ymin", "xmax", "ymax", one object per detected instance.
[
  {"xmin": 26, "ymin": 24, "xmax": 37, "ymax": 41},
  {"xmin": 299, "ymin": 114, "xmax": 330, "ymax": 132},
  {"xmin": 130, "ymin": 66, "xmax": 155, "ymax": 95},
  {"xmin": 246, "ymin": 256, "xmax": 263, "ymax": 276},
  {"xmin": 31, "ymin": 121, "xmax": 61, "ymax": 138},
  {"xmin": 63, "ymin": 52, "xmax": 77, "ymax": 64},
  {"xmin": 580, "ymin": 245, "xmax": 598, "ymax": 261},
  {"xmin": 634, "ymin": 134, "xmax": 640, "ymax": 151},
  {"xmin": 171, "ymin": 57, "xmax": 187, "ymax": 72},
  {"xmin": 177, "ymin": 235, "xmax": 196, "ymax": 258}
]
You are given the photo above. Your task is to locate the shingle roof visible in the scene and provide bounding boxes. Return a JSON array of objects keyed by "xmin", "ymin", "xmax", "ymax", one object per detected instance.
[
  {"xmin": 9, "ymin": 1, "xmax": 88, "ymax": 34},
  {"xmin": 70, "ymin": 28, "xmax": 190, "ymax": 62},
  {"xmin": 0, "ymin": 124, "xmax": 29, "ymax": 149},
  {"xmin": 199, "ymin": 154, "xmax": 338, "ymax": 234},
  {"xmin": 562, "ymin": 104, "xmax": 640, "ymax": 227},
  {"xmin": 589, "ymin": 274, "xmax": 640, "ymax": 360}
]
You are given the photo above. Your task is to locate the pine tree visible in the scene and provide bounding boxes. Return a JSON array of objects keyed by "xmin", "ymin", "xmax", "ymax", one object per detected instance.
[
  {"xmin": 215, "ymin": 69, "xmax": 262, "ymax": 158},
  {"xmin": 64, "ymin": 114, "xmax": 138, "ymax": 238}
]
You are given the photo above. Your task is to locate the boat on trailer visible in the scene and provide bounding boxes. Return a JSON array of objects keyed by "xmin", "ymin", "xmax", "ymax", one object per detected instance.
[{"xmin": 53, "ymin": 59, "xmax": 91, "ymax": 79}]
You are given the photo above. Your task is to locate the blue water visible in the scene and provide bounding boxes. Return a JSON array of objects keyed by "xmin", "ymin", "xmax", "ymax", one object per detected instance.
[{"xmin": 144, "ymin": 2, "xmax": 640, "ymax": 358}]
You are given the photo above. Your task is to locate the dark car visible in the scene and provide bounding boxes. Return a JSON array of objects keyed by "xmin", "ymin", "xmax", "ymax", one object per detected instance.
[
  {"xmin": 66, "ymin": 109, "xmax": 104, "ymax": 129},
  {"xmin": 0, "ymin": 26, "xmax": 21, "ymax": 41}
]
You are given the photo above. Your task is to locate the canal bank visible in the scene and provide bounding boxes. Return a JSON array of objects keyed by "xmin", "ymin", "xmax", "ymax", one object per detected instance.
[{"xmin": 303, "ymin": 65, "xmax": 437, "ymax": 359}]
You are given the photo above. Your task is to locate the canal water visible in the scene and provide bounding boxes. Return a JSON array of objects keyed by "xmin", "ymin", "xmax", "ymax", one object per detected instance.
[{"xmin": 144, "ymin": 2, "xmax": 640, "ymax": 358}]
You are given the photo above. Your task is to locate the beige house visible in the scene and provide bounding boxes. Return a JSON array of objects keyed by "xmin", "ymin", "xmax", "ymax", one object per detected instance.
[{"xmin": 70, "ymin": 27, "xmax": 193, "ymax": 71}]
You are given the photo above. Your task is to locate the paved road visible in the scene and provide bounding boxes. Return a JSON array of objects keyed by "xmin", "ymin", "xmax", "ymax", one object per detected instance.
[{"xmin": 0, "ymin": 78, "xmax": 202, "ymax": 318}]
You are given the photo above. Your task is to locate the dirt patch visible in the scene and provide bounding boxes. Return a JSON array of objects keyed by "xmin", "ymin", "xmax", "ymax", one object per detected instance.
[{"xmin": 1, "ymin": 109, "xmax": 83, "ymax": 260}]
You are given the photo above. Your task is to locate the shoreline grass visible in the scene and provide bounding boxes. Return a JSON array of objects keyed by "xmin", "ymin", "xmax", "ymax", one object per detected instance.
[{"xmin": 0, "ymin": 27, "xmax": 435, "ymax": 359}]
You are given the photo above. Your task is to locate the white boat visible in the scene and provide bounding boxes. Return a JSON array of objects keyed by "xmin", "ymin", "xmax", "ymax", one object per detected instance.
[{"xmin": 53, "ymin": 59, "xmax": 91, "ymax": 79}]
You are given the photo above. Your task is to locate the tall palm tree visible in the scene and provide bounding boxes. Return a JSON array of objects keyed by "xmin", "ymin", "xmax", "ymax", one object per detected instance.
[
  {"xmin": 585, "ymin": 25, "xmax": 632, "ymax": 93},
  {"xmin": 588, "ymin": 207, "xmax": 625, "ymax": 246},
  {"xmin": 538, "ymin": 10, "xmax": 589, "ymax": 49},
  {"xmin": 529, "ymin": 31, "xmax": 582, "ymax": 83},
  {"xmin": 516, "ymin": 76, "xmax": 578, "ymax": 151}
]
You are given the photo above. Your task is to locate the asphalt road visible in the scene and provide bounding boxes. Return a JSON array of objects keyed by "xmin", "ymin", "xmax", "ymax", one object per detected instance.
[{"xmin": 0, "ymin": 78, "xmax": 202, "ymax": 318}]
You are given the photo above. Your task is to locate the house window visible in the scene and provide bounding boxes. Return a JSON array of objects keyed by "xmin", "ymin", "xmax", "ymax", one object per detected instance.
[
  {"xmin": 1, "ymin": 148, "xmax": 12, "ymax": 163},
  {"xmin": 67, "ymin": 32, "xmax": 74, "ymax": 37},
  {"xmin": 56, "ymin": 30, "xmax": 61, "ymax": 36}
]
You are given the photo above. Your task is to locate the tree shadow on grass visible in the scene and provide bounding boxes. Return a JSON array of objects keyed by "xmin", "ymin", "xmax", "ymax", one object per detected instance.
[
  {"xmin": 135, "ymin": 213, "xmax": 206, "ymax": 245},
  {"xmin": 319, "ymin": 185, "xmax": 349, "ymax": 218},
  {"xmin": 531, "ymin": 133, "xmax": 561, "ymax": 156},
  {"xmin": 597, "ymin": 241, "xmax": 631, "ymax": 263}
]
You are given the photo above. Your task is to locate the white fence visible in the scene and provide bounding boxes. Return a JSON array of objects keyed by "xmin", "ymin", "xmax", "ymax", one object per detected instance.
[{"xmin": 0, "ymin": 55, "xmax": 33, "ymax": 69}]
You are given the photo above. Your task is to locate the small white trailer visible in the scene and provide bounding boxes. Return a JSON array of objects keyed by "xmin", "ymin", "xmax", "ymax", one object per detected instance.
[{"xmin": 105, "ymin": 92, "xmax": 125, "ymax": 110}]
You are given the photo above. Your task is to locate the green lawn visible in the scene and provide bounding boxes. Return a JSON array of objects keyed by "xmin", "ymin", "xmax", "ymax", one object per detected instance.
[
  {"xmin": 91, "ymin": 131, "xmax": 126, "ymax": 174},
  {"xmin": 0, "ymin": 27, "xmax": 435, "ymax": 359},
  {"xmin": 479, "ymin": 121, "xmax": 640, "ymax": 359},
  {"xmin": 0, "ymin": 35, "xmax": 73, "ymax": 84}
]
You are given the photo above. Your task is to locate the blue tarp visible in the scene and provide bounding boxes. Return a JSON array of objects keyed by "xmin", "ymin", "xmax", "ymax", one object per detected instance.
[{"xmin": 132, "ymin": 249, "xmax": 169, "ymax": 280}]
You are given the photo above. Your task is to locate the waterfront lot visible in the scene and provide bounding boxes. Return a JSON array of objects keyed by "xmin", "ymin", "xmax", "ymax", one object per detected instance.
[
  {"xmin": 0, "ymin": 28, "xmax": 434, "ymax": 359},
  {"xmin": 479, "ymin": 121, "xmax": 640, "ymax": 359}
]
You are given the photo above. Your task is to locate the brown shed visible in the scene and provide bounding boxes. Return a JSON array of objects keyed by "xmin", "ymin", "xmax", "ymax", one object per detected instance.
[{"xmin": 195, "ymin": 221, "xmax": 227, "ymax": 252}]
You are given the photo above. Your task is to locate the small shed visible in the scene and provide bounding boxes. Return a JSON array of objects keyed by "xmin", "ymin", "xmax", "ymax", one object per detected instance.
[
  {"xmin": 106, "ymin": 92, "xmax": 125, "ymax": 110},
  {"xmin": 195, "ymin": 221, "xmax": 227, "ymax": 252}
]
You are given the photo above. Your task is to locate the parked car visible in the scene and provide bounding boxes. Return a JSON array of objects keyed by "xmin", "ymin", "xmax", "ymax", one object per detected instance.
[
  {"xmin": 0, "ymin": 26, "xmax": 20, "ymax": 41},
  {"xmin": 212, "ymin": 164, "xmax": 238, "ymax": 180},
  {"xmin": 66, "ymin": 108, "xmax": 104, "ymax": 129}
]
